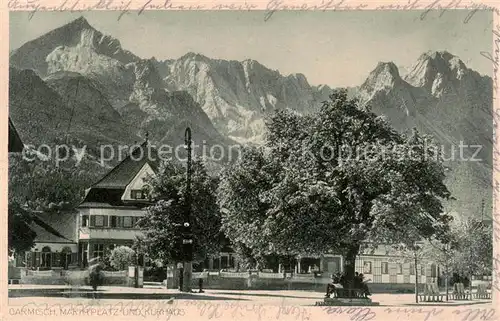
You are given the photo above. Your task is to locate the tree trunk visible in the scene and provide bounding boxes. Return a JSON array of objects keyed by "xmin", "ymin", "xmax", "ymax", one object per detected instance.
[
  {"xmin": 445, "ymin": 263, "xmax": 449, "ymax": 301},
  {"xmin": 182, "ymin": 262, "xmax": 193, "ymax": 292},
  {"xmin": 469, "ymin": 273, "xmax": 472, "ymax": 300},
  {"xmin": 172, "ymin": 263, "xmax": 179, "ymax": 289},
  {"xmin": 343, "ymin": 243, "xmax": 360, "ymax": 294}
]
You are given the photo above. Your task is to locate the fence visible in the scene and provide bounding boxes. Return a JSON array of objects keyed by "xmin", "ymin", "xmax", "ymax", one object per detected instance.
[
  {"xmin": 220, "ymin": 271, "xmax": 251, "ymax": 278},
  {"xmin": 25, "ymin": 270, "xmax": 57, "ymax": 277},
  {"xmin": 258, "ymin": 272, "xmax": 285, "ymax": 279}
]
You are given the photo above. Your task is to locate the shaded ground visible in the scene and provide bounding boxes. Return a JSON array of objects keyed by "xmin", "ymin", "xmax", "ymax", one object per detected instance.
[{"xmin": 8, "ymin": 285, "xmax": 493, "ymax": 307}]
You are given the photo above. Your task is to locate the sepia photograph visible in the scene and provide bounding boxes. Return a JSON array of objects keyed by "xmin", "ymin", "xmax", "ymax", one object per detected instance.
[{"xmin": 6, "ymin": 8, "xmax": 495, "ymax": 317}]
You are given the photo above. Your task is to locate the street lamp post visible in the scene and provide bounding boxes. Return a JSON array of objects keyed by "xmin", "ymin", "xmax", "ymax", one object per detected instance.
[
  {"xmin": 443, "ymin": 242, "xmax": 450, "ymax": 302},
  {"xmin": 413, "ymin": 242, "xmax": 422, "ymax": 304},
  {"xmin": 414, "ymin": 251, "xmax": 419, "ymax": 304},
  {"xmin": 182, "ymin": 127, "xmax": 193, "ymax": 292}
]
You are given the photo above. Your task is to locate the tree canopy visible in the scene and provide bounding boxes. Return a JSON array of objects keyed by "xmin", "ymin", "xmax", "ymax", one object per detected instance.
[
  {"xmin": 218, "ymin": 89, "xmax": 452, "ymax": 281},
  {"xmin": 448, "ymin": 218, "xmax": 492, "ymax": 277},
  {"xmin": 136, "ymin": 159, "xmax": 222, "ymax": 264},
  {"xmin": 8, "ymin": 151, "xmax": 100, "ymax": 254}
]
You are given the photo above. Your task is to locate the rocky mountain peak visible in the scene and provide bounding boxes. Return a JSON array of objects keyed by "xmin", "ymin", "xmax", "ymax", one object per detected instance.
[
  {"xmin": 66, "ymin": 16, "xmax": 93, "ymax": 30},
  {"xmin": 404, "ymin": 50, "xmax": 468, "ymax": 92},
  {"xmin": 360, "ymin": 61, "xmax": 402, "ymax": 95},
  {"xmin": 179, "ymin": 52, "xmax": 210, "ymax": 63},
  {"xmin": 10, "ymin": 16, "xmax": 138, "ymax": 77}
]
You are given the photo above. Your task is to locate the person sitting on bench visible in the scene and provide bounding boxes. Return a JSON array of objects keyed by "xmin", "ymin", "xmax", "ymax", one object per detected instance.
[
  {"xmin": 325, "ymin": 273, "xmax": 343, "ymax": 298},
  {"xmin": 359, "ymin": 273, "xmax": 371, "ymax": 297}
]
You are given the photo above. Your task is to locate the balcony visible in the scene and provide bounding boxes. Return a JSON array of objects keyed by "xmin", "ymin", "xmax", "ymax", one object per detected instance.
[{"xmin": 79, "ymin": 227, "xmax": 143, "ymax": 240}]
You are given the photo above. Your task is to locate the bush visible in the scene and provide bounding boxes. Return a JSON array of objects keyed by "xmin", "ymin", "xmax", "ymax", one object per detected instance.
[{"xmin": 110, "ymin": 246, "xmax": 136, "ymax": 271}]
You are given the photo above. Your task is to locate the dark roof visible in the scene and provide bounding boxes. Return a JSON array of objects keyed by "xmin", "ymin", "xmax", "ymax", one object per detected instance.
[
  {"xmin": 81, "ymin": 141, "xmax": 159, "ymax": 206},
  {"xmin": 31, "ymin": 211, "xmax": 77, "ymax": 243},
  {"xmin": 9, "ymin": 118, "xmax": 24, "ymax": 153},
  {"xmin": 82, "ymin": 188, "xmax": 126, "ymax": 206},
  {"xmin": 92, "ymin": 141, "xmax": 159, "ymax": 189}
]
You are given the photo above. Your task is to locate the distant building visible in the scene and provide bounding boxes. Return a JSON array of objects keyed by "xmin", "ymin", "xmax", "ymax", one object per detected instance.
[{"xmin": 285, "ymin": 244, "xmax": 439, "ymax": 285}]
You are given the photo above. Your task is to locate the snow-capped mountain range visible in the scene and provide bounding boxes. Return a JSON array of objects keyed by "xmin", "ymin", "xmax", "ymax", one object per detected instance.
[{"xmin": 9, "ymin": 17, "xmax": 493, "ymax": 218}]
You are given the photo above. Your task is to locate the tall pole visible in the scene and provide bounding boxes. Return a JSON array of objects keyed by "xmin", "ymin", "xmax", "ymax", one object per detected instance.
[
  {"xmin": 444, "ymin": 243, "xmax": 449, "ymax": 301},
  {"xmin": 182, "ymin": 127, "xmax": 193, "ymax": 292},
  {"xmin": 415, "ymin": 252, "xmax": 419, "ymax": 304}
]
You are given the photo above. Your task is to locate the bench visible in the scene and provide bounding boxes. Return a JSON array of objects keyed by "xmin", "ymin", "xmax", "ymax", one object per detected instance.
[
  {"xmin": 419, "ymin": 283, "xmax": 444, "ymax": 302},
  {"xmin": 474, "ymin": 284, "xmax": 491, "ymax": 299},
  {"xmin": 328, "ymin": 285, "xmax": 368, "ymax": 299},
  {"xmin": 452, "ymin": 283, "xmax": 470, "ymax": 300}
]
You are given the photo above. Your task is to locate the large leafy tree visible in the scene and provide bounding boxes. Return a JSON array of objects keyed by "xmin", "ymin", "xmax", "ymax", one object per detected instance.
[
  {"xmin": 449, "ymin": 218, "xmax": 492, "ymax": 280},
  {"xmin": 219, "ymin": 89, "xmax": 452, "ymax": 286},
  {"xmin": 137, "ymin": 159, "xmax": 222, "ymax": 265}
]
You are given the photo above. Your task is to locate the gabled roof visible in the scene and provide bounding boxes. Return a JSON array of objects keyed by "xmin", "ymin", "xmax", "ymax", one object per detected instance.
[
  {"xmin": 92, "ymin": 141, "xmax": 159, "ymax": 189},
  {"xmin": 9, "ymin": 118, "xmax": 24, "ymax": 153},
  {"xmin": 30, "ymin": 210, "xmax": 77, "ymax": 243},
  {"xmin": 81, "ymin": 141, "xmax": 160, "ymax": 206}
]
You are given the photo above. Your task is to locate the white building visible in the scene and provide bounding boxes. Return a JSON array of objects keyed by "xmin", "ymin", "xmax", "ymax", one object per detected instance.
[{"xmin": 23, "ymin": 141, "xmax": 156, "ymax": 269}]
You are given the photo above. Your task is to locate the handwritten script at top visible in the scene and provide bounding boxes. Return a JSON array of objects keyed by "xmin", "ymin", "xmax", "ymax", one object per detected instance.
[{"xmin": 7, "ymin": 0, "xmax": 500, "ymax": 21}]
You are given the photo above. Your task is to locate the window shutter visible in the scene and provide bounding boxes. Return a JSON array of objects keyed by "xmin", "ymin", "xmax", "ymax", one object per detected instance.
[
  {"xmin": 123, "ymin": 216, "xmax": 132, "ymax": 228},
  {"xmin": 34, "ymin": 252, "xmax": 40, "ymax": 267},
  {"xmin": 26, "ymin": 252, "xmax": 32, "ymax": 267},
  {"xmin": 90, "ymin": 215, "xmax": 96, "ymax": 227},
  {"xmin": 103, "ymin": 216, "xmax": 109, "ymax": 227},
  {"xmin": 117, "ymin": 216, "xmax": 122, "ymax": 227}
]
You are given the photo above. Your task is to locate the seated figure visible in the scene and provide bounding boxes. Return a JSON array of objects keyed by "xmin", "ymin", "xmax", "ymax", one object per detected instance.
[
  {"xmin": 358, "ymin": 273, "xmax": 371, "ymax": 297},
  {"xmin": 325, "ymin": 272, "xmax": 371, "ymax": 298},
  {"xmin": 325, "ymin": 273, "xmax": 343, "ymax": 298}
]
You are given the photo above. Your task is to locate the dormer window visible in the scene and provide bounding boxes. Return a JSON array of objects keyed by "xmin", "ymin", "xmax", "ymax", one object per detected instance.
[
  {"xmin": 131, "ymin": 184, "xmax": 151, "ymax": 200},
  {"xmin": 131, "ymin": 190, "xmax": 145, "ymax": 199}
]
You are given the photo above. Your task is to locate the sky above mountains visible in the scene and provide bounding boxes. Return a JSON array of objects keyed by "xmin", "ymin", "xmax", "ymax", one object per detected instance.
[{"xmin": 10, "ymin": 10, "xmax": 492, "ymax": 87}]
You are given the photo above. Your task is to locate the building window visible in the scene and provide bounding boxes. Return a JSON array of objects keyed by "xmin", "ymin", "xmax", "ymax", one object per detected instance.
[
  {"xmin": 397, "ymin": 264, "xmax": 403, "ymax": 274},
  {"xmin": 421, "ymin": 265, "xmax": 426, "ymax": 276},
  {"xmin": 431, "ymin": 264, "xmax": 437, "ymax": 277},
  {"xmin": 94, "ymin": 215, "xmax": 105, "ymax": 227},
  {"xmin": 131, "ymin": 190, "xmax": 145, "ymax": 199},
  {"xmin": 110, "ymin": 216, "xmax": 117, "ymax": 228},
  {"xmin": 41, "ymin": 246, "xmax": 52, "ymax": 268},
  {"xmin": 410, "ymin": 263, "xmax": 415, "ymax": 275},
  {"xmin": 381, "ymin": 262, "xmax": 389, "ymax": 274},
  {"xmin": 123, "ymin": 216, "xmax": 133, "ymax": 228},
  {"xmin": 92, "ymin": 244, "xmax": 104, "ymax": 259},
  {"xmin": 82, "ymin": 215, "xmax": 89, "ymax": 227},
  {"xmin": 363, "ymin": 261, "xmax": 372, "ymax": 274}
]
